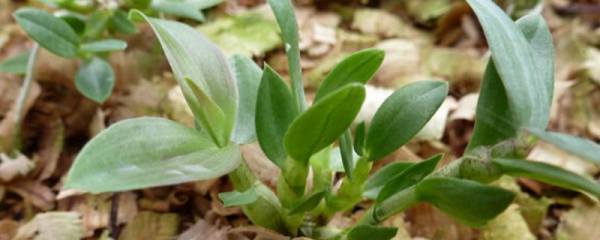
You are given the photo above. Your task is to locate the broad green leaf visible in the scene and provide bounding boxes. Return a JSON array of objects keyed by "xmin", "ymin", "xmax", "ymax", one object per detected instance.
[
  {"xmin": 255, "ymin": 66, "xmax": 296, "ymax": 167},
  {"xmin": 492, "ymin": 158, "xmax": 600, "ymax": 198},
  {"xmin": 14, "ymin": 8, "xmax": 80, "ymax": 58},
  {"xmin": 467, "ymin": 10, "xmax": 554, "ymax": 150},
  {"xmin": 130, "ymin": 10, "xmax": 238, "ymax": 147},
  {"xmin": 75, "ymin": 57, "xmax": 115, "ymax": 103},
  {"xmin": 526, "ymin": 128, "xmax": 600, "ymax": 165},
  {"xmin": 365, "ymin": 81, "xmax": 448, "ymax": 161},
  {"xmin": 347, "ymin": 225, "xmax": 398, "ymax": 240},
  {"xmin": 354, "ymin": 121, "xmax": 366, "ymax": 156},
  {"xmin": 110, "ymin": 10, "xmax": 138, "ymax": 34},
  {"xmin": 0, "ymin": 51, "xmax": 29, "ymax": 74},
  {"xmin": 466, "ymin": 0, "xmax": 551, "ymax": 130},
  {"xmin": 289, "ymin": 190, "xmax": 327, "ymax": 215},
  {"xmin": 80, "ymin": 39, "xmax": 127, "ymax": 53},
  {"xmin": 65, "ymin": 117, "xmax": 241, "ymax": 193},
  {"xmin": 151, "ymin": 0, "xmax": 222, "ymax": 22},
  {"xmin": 363, "ymin": 162, "xmax": 414, "ymax": 199},
  {"xmin": 314, "ymin": 48, "xmax": 384, "ymax": 101},
  {"xmin": 377, "ymin": 154, "xmax": 441, "ymax": 202},
  {"xmin": 285, "ymin": 84, "xmax": 365, "ymax": 162},
  {"xmin": 416, "ymin": 177, "xmax": 515, "ymax": 227},
  {"xmin": 57, "ymin": 12, "xmax": 86, "ymax": 34},
  {"xmin": 339, "ymin": 130, "xmax": 354, "ymax": 179},
  {"xmin": 230, "ymin": 55, "xmax": 262, "ymax": 144},
  {"xmin": 219, "ymin": 187, "xmax": 258, "ymax": 207},
  {"xmin": 267, "ymin": 0, "xmax": 305, "ymax": 111}
]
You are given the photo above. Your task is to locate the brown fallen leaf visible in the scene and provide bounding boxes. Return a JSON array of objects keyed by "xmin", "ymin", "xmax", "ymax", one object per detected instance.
[
  {"xmin": 119, "ymin": 211, "xmax": 180, "ymax": 240},
  {"xmin": 7, "ymin": 179, "xmax": 54, "ymax": 210},
  {"xmin": 177, "ymin": 219, "xmax": 231, "ymax": 240},
  {"xmin": 556, "ymin": 198, "xmax": 600, "ymax": 240},
  {"xmin": 33, "ymin": 117, "xmax": 64, "ymax": 180},
  {"xmin": 13, "ymin": 211, "xmax": 84, "ymax": 240},
  {"xmin": 0, "ymin": 82, "xmax": 40, "ymax": 153},
  {"xmin": 0, "ymin": 219, "xmax": 18, "ymax": 240}
]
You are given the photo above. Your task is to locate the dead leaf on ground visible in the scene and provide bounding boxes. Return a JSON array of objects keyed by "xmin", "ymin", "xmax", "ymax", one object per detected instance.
[
  {"xmin": 0, "ymin": 152, "xmax": 34, "ymax": 182},
  {"xmin": 556, "ymin": 198, "xmax": 600, "ymax": 240},
  {"xmin": 13, "ymin": 211, "xmax": 84, "ymax": 240},
  {"xmin": 7, "ymin": 179, "xmax": 54, "ymax": 210},
  {"xmin": 119, "ymin": 211, "xmax": 180, "ymax": 240},
  {"xmin": 0, "ymin": 219, "xmax": 18, "ymax": 240}
]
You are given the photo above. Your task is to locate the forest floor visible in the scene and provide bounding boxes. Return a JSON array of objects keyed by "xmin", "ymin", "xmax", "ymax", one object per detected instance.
[{"xmin": 0, "ymin": 0, "xmax": 599, "ymax": 239}]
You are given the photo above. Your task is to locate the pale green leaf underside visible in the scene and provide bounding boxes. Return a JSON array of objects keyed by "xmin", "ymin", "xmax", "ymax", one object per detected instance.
[
  {"xmin": 75, "ymin": 57, "xmax": 115, "ymax": 103},
  {"xmin": 230, "ymin": 54, "xmax": 262, "ymax": 144},
  {"xmin": 65, "ymin": 117, "xmax": 241, "ymax": 193},
  {"xmin": 130, "ymin": 10, "xmax": 237, "ymax": 147},
  {"xmin": 526, "ymin": 128, "xmax": 600, "ymax": 165}
]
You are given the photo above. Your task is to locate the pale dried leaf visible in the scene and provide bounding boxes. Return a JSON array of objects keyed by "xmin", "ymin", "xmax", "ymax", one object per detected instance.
[
  {"xmin": 0, "ymin": 219, "xmax": 18, "ymax": 240},
  {"xmin": 0, "ymin": 152, "xmax": 34, "ymax": 181},
  {"xmin": 0, "ymin": 82, "xmax": 40, "ymax": 152},
  {"xmin": 480, "ymin": 204, "xmax": 535, "ymax": 240},
  {"xmin": 69, "ymin": 193, "xmax": 138, "ymax": 236},
  {"xmin": 177, "ymin": 219, "xmax": 230, "ymax": 240},
  {"xmin": 528, "ymin": 142, "xmax": 598, "ymax": 176},
  {"xmin": 13, "ymin": 212, "xmax": 84, "ymax": 240},
  {"xmin": 8, "ymin": 180, "xmax": 54, "ymax": 210},
  {"xmin": 449, "ymin": 93, "xmax": 478, "ymax": 121},
  {"xmin": 120, "ymin": 211, "xmax": 179, "ymax": 240},
  {"xmin": 556, "ymin": 198, "xmax": 600, "ymax": 240}
]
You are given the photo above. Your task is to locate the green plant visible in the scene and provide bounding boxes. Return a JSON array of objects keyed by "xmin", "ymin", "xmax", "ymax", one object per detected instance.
[
  {"xmin": 64, "ymin": 0, "xmax": 600, "ymax": 239},
  {"xmin": 3, "ymin": 0, "xmax": 222, "ymax": 103}
]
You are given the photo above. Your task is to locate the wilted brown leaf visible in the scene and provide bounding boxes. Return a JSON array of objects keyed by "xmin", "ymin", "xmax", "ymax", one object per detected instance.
[
  {"xmin": 13, "ymin": 212, "xmax": 84, "ymax": 240},
  {"xmin": 120, "ymin": 211, "xmax": 179, "ymax": 240}
]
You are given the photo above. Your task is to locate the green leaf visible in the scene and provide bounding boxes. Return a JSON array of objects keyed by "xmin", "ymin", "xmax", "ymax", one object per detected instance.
[
  {"xmin": 0, "ymin": 51, "xmax": 30, "ymax": 74},
  {"xmin": 267, "ymin": 0, "xmax": 305, "ymax": 111},
  {"xmin": 467, "ymin": 10, "xmax": 555, "ymax": 150},
  {"xmin": 377, "ymin": 154, "xmax": 441, "ymax": 202},
  {"xmin": 65, "ymin": 117, "xmax": 241, "ymax": 193},
  {"xmin": 314, "ymin": 48, "xmax": 384, "ymax": 101},
  {"xmin": 526, "ymin": 128, "xmax": 600, "ymax": 165},
  {"xmin": 492, "ymin": 158, "xmax": 600, "ymax": 199},
  {"xmin": 219, "ymin": 187, "xmax": 259, "ymax": 207},
  {"xmin": 339, "ymin": 130, "xmax": 354, "ymax": 179},
  {"xmin": 354, "ymin": 121, "xmax": 367, "ymax": 156},
  {"xmin": 230, "ymin": 55, "xmax": 262, "ymax": 144},
  {"xmin": 151, "ymin": 0, "xmax": 222, "ymax": 22},
  {"xmin": 84, "ymin": 10, "xmax": 111, "ymax": 39},
  {"xmin": 130, "ymin": 10, "xmax": 238, "ymax": 147},
  {"xmin": 347, "ymin": 225, "xmax": 398, "ymax": 240},
  {"xmin": 365, "ymin": 81, "xmax": 448, "ymax": 161},
  {"xmin": 80, "ymin": 39, "xmax": 127, "ymax": 53},
  {"xmin": 363, "ymin": 162, "xmax": 414, "ymax": 199},
  {"xmin": 13, "ymin": 8, "xmax": 80, "ymax": 58},
  {"xmin": 75, "ymin": 57, "xmax": 115, "ymax": 103},
  {"xmin": 416, "ymin": 177, "xmax": 515, "ymax": 227},
  {"xmin": 110, "ymin": 10, "xmax": 138, "ymax": 34},
  {"xmin": 184, "ymin": 77, "xmax": 228, "ymax": 145},
  {"xmin": 284, "ymin": 84, "xmax": 365, "ymax": 162},
  {"xmin": 466, "ymin": 0, "xmax": 552, "ymax": 130},
  {"xmin": 255, "ymin": 66, "xmax": 297, "ymax": 167},
  {"xmin": 289, "ymin": 190, "xmax": 327, "ymax": 215},
  {"xmin": 58, "ymin": 12, "xmax": 86, "ymax": 35}
]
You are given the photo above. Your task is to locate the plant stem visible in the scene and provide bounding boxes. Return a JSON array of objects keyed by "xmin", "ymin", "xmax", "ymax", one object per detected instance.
[
  {"xmin": 323, "ymin": 157, "xmax": 372, "ymax": 218},
  {"xmin": 12, "ymin": 43, "xmax": 40, "ymax": 152}
]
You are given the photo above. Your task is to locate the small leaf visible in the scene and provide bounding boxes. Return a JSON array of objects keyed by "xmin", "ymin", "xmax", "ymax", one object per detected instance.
[
  {"xmin": 314, "ymin": 48, "xmax": 384, "ymax": 101},
  {"xmin": 255, "ymin": 66, "xmax": 297, "ymax": 167},
  {"xmin": 230, "ymin": 55, "xmax": 262, "ymax": 144},
  {"xmin": 0, "ymin": 51, "xmax": 30, "ymax": 74},
  {"xmin": 284, "ymin": 84, "xmax": 365, "ymax": 162},
  {"xmin": 14, "ymin": 8, "xmax": 80, "ymax": 58},
  {"xmin": 526, "ymin": 128, "xmax": 600, "ymax": 165},
  {"xmin": 377, "ymin": 154, "xmax": 441, "ymax": 202},
  {"xmin": 492, "ymin": 158, "xmax": 600, "ymax": 199},
  {"xmin": 347, "ymin": 225, "xmax": 398, "ymax": 240},
  {"xmin": 65, "ymin": 117, "xmax": 241, "ymax": 193},
  {"xmin": 75, "ymin": 57, "xmax": 115, "ymax": 103},
  {"xmin": 80, "ymin": 39, "xmax": 127, "ymax": 53},
  {"xmin": 84, "ymin": 10, "xmax": 111, "ymax": 39},
  {"xmin": 58, "ymin": 12, "xmax": 86, "ymax": 35},
  {"xmin": 130, "ymin": 10, "xmax": 238, "ymax": 147},
  {"xmin": 219, "ymin": 187, "xmax": 259, "ymax": 207},
  {"xmin": 184, "ymin": 77, "xmax": 228, "ymax": 147},
  {"xmin": 267, "ymin": 0, "xmax": 305, "ymax": 110},
  {"xmin": 354, "ymin": 121, "xmax": 367, "ymax": 156},
  {"xmin": 363, "ymin": 162, "xmax": 414, "ymax": 199},
  {"xmin": 289, "ymin": 190, "xmax": 327, "ymax": 215},
  {"xmin": 416, "ymin": 177, "xmax": 515, "ymax": 227},
  {"xmin": 365, "ymin": 81, "xmax": 448, "ymax": 161},
  {"xmin": 339, "ymin": 130, "xmax": 354, "ymax": 179},
  {"xmin": 110, "ymin": 10, "xmax": 138, "ymax": 34},
  {"xmin": 466, "ymin": 0, "xmax": 552, "ymax": 130}
]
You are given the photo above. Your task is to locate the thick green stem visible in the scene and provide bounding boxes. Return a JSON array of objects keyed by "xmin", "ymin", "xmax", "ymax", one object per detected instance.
[
  {"xmin": 12, "ymin": 44, "xmax": 39, "ymax": 152},
  {"xmin": 324, "ymin": 157, "xmax": 372, "ymax": 218},
  {"xmin": 278, "ymin": 157, "xmax": 309, "ymax": 208}
]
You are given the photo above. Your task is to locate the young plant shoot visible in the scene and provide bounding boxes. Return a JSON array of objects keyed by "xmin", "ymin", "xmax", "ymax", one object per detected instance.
[{"xmin": 64, "ymin": 0, "xmax": 600, "ymax": 239}]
